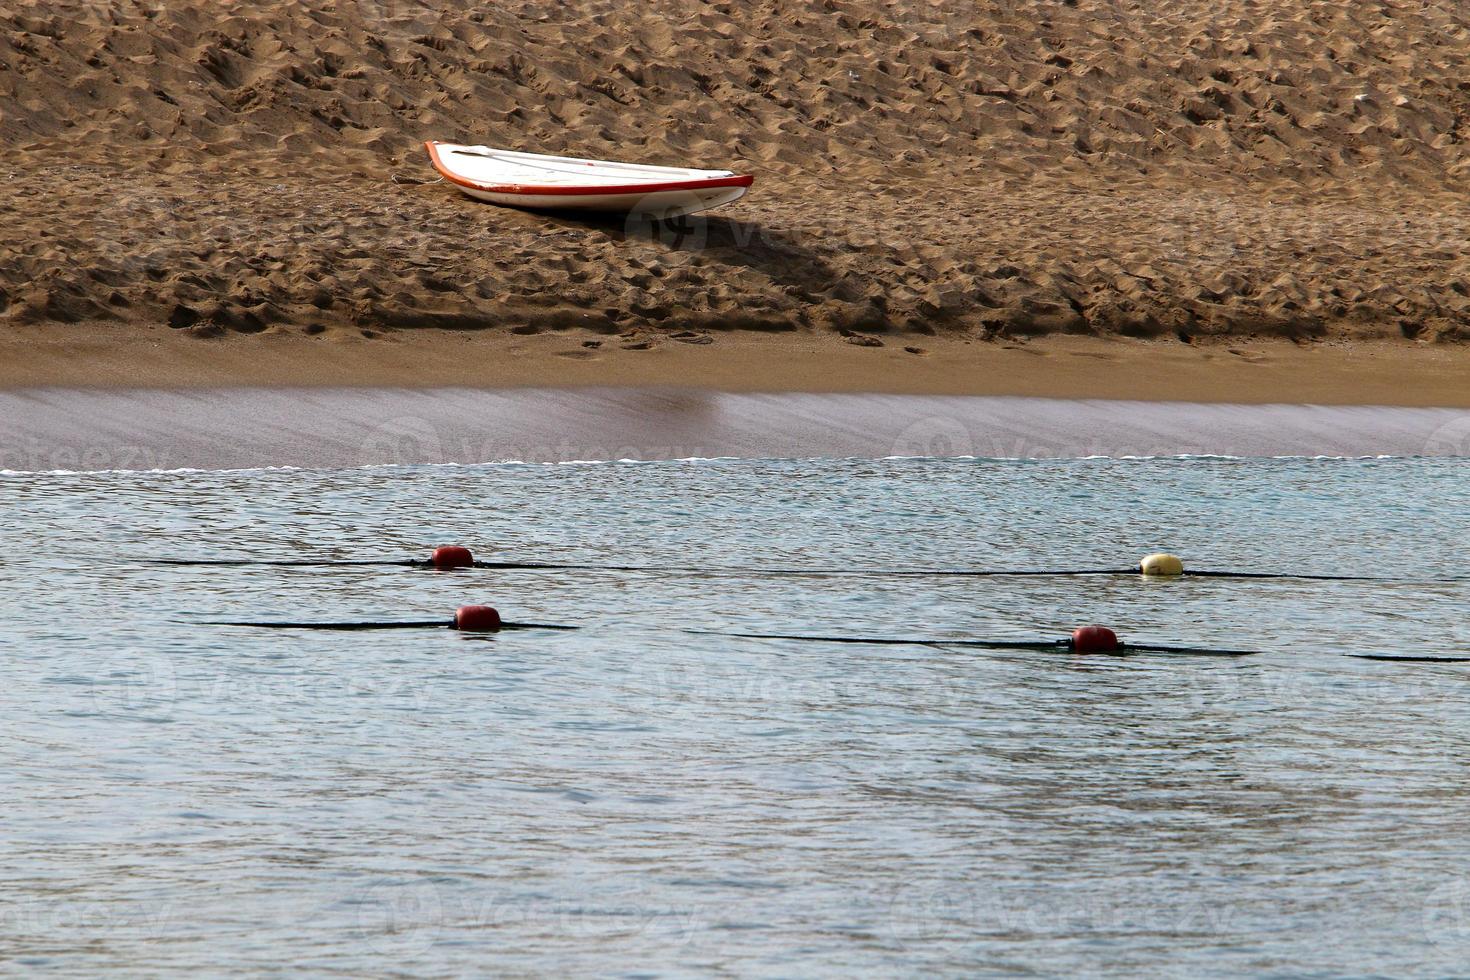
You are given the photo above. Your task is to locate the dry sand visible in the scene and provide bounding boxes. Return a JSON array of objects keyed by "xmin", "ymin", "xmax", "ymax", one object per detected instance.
[{"xmin": 2, "ymin": 0, "xmax": 1470, "ymax": 373}]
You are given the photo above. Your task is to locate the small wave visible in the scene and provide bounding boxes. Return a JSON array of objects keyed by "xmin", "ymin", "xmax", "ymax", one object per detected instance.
[{"xmin": 0, "ymin": 451, "xmax": 1427, "ymax": 477}]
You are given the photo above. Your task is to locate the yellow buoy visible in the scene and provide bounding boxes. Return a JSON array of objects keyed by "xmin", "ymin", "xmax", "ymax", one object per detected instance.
[{"xmin": 1140, "ymin": 552, "xmax": 1184, "ymax": 576}]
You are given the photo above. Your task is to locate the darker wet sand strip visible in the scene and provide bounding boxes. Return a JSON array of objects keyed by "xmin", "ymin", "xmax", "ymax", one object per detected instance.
[{"xmin": 2, "ymin": 387, "xmax": 1467, "ymax": 472}]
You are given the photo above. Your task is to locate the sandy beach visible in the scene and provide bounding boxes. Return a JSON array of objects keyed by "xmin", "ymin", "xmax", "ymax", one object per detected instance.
[
  {"xmin": 2, "ymin": 0, "xmax": 1468, "ymax": 386},
  {"xmin": 3, "ymin": 0, "xmax": 1468, "ymax": 460}
]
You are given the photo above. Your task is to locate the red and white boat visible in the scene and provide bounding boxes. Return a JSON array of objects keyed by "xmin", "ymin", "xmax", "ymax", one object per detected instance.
[{"xmin": 424, "ymin": 141, "xmax": 754, "ymax": 218}]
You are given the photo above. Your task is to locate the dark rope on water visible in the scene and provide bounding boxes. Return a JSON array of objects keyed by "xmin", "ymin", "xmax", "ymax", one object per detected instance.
[
  {"xmin": 699, "ymin": 629, "xmax": 1064, "ymax": 650},
  {"xmin": 477, "ymin": 563, "xmax": 1377, "ymax": 582},
  {"xmin": 195, "ymin": 618, "xmax": 1256, "ymax": 655},
  {"xmin": 196, "ymin": 619, "xmax": 578, "ymax": 632},
  {"xmin": 146, "ymin": 557, "xmax": 1382, "ymax": 582},
  {"xmin": 1177, "ymin": 570, "xmax": 1371, "ymax": 581},
  {"xmin": 1348, "ymin": 654, "xmax": 1470, "ymax": 663},
  {"xmin": 202, "ymin": 619, "xmax": 446, "ymax": 630},
  {"xmin": 190, "ymin": 619, "xmax": 1470, "ymax": 663},
  {"xmin": 151, "ymin": 559, "xmax": 417, "ymax": 567},
  {"xmin": 701, "ymin": 630, "xmax": 1260, "ymax": 657}
]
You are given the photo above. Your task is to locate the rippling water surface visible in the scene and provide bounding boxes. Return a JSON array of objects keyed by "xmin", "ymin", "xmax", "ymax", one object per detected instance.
[{"xmin": 6, "ymin": 455, "xmax": 1470, "ymax": 974}]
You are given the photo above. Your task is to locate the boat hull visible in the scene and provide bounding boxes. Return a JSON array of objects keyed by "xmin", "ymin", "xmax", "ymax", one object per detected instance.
[
  {"xmin": 453, "ymin": 183, "xmax": 750, "ymax": 217},
  {"xmin": 425, "ymin": 141, "xmax": 753, "ymax": 218}
]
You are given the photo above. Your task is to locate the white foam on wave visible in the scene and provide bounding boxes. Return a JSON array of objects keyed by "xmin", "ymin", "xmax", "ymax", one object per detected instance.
[{"xmin": 0, "ymin": 451, "xmax": 1426, "ymax": 477}]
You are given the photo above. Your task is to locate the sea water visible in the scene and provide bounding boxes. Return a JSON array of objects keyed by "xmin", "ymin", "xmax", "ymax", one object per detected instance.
[{"xmin": 4, "ymin": 455, "xmax": 1470, "ymax": 974}]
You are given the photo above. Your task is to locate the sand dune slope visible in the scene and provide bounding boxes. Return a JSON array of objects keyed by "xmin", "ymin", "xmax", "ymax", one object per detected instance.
[{"xmin": 2, "ymin": 0, "xmax": 1468, "ymax": 340}]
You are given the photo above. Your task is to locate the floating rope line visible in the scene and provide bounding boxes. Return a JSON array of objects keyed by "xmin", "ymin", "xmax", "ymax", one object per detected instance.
[
  {"xmin": 146, "ymin": 549, "xmax": 1381, "ymax": 582},
  {"xmin": 197, "ymin": 611, "xmax": 1258, "ymax": 657},
  {"xmin": 195, "ymin": 608, "xmax": 1470, "ymax": 663},
  {"xmin": 201, "ymin": 619, "xmax": 577, "ymax": 632},
  {"xmin": 153, "ymin": 559, "xmax": 415, "ymax": 567},
  {"xmin": 1348, "ymin": 654, "xmax": 1470, "ymax": 663},
  {"xmin": 700, "ymin": 629, "xmax": 1260, "ymax": 657},
  {"xmin": 201, "ymin": 604, "xmax": 572, "ymax": 633},
  {"xmin": 1168, "ymin": 570, "xmax": 1373, "ymax": 581},
  {"xmin": 449, "ymin": 563, "xmax": 1373, "ymax": 581}
]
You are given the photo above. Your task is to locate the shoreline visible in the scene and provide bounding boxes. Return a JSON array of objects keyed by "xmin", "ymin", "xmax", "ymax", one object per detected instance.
[
  {"xmin": 7, "ymin": 324, "xmax": 1469, "ymax": 471},
  {"xmin": 3, "ymin": 384, "xmax": 1467, "ymax": 473},
  {"xmin": 3, "ymin": 323, "xmax": 1470, "ymax": 407}
]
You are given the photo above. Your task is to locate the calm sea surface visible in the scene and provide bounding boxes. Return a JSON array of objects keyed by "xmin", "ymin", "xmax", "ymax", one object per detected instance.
[{"xmin": 5, "ymin": 454, "xmax": 1470, "ymax": 974}]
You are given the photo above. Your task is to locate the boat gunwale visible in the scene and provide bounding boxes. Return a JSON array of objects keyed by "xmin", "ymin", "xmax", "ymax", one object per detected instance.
[{"xmin": 425, "ymin": 141, "xmax": 755, "ymax": 198}]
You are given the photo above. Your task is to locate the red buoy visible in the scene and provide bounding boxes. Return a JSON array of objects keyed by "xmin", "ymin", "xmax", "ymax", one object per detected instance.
[
  {"xmin": 454, "ymin": 605, "xmax": 501, "ymax": 631},
  {"xmin": 1071, "ymin": 625, "xmax": 1120, "ymax": 653},
  {"xmin": 431, "ymin": 546, "xmax": 474, "ymax": 570}
]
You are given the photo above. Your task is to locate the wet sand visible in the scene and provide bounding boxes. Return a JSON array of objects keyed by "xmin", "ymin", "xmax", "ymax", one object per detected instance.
[
  {"xmin": 3, "ymin": 324, "xmax": 1470, "ymax": 406},
  {"xmin": 4, "ymin": 383, "xmax": 1467, "ymax": 473}
]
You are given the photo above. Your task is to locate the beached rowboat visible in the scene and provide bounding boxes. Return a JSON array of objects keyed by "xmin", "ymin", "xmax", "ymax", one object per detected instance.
[{"xmin": 424, "ymin": 141, "xmax": 754, "ymax": 217}]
